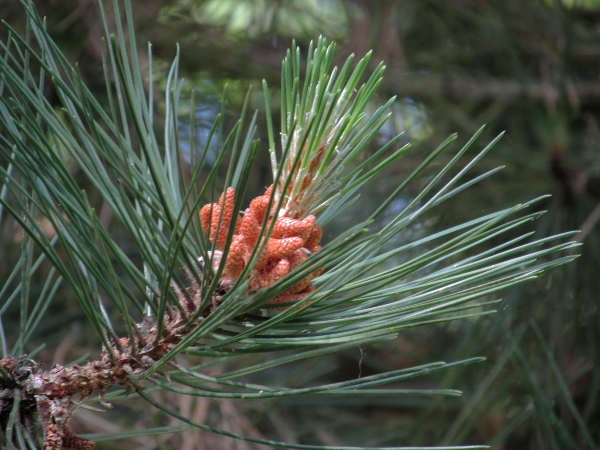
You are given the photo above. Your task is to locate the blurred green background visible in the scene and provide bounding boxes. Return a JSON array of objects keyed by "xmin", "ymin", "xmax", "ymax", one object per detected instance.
[{"xmin": 1, "ymin": 0, "xmax": 599, "ymax": 448}]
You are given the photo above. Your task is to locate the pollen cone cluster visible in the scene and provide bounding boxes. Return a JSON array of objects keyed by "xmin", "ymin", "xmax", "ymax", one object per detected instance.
[{"xmin": 200, "ymin": 186, "xmax": 324, "ymax": 308}]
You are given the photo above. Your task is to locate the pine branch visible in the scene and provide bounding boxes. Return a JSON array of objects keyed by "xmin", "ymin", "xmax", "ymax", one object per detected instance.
[
  {"xmin": 0, "ymin": 1, "xmax": 578, "ymax": 449},
  {"xmin": 0, "ymin": 266, "xmax": 214, "ymax": 449}
]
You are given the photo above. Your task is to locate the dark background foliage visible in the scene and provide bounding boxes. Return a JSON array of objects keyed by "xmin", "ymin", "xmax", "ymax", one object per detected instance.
[{"xmin": 1, "ymin": 0, "xmax": 599, "ymax": 448}]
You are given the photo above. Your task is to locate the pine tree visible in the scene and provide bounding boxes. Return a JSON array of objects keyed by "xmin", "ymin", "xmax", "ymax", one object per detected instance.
[{"xmin": 0, "ymin": 1, "xmax": 577, "ymax": 448}]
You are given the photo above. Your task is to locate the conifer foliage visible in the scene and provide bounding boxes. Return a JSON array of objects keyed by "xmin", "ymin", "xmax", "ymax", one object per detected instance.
[{"xmin": 0, "ymin": 1, "xmax": 577, "ymax": 449}]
